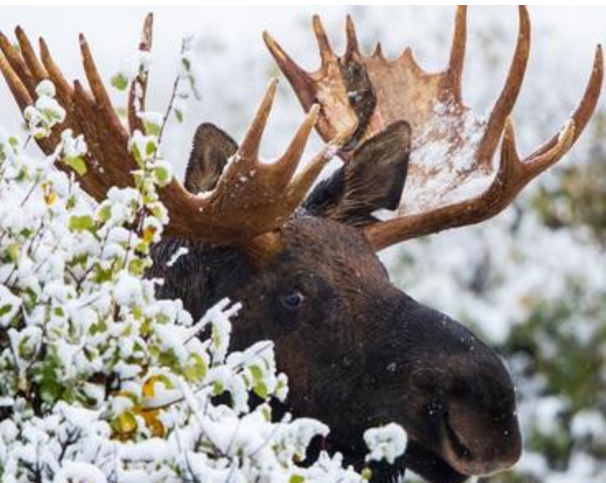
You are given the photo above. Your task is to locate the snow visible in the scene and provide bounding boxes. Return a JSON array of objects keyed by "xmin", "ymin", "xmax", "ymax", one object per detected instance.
[
  {"xmin": 571, "ymin": 410, "xmax": 606, "ymax": 442},
  {"xmin": 0, "ymin": 285, "xmax": 21, "ymax": 327},
  {"xmin": 138, "ymin": 110, "xmax": 164, "ymax": 130},
  {"xmin": 114, "ymin": 271, "xmax": 145, "ymax": 307},
  {"xmin": 54, "ymin": 462, "xmax": 108, "ymax": 483},
  {"xmin": 364, "ymin": 423, "xmax": 407, "ymax": 465},
  {"xmin": 35, "ymin": 79, "xmax": 56, "ymax": 98},
  {"xmin": 166, "ymin": 246, "xmax": 189, "ymax": 267},
  {"xmin": 402, "ymin": 98, "xmax": 490, "ymax": 215}
]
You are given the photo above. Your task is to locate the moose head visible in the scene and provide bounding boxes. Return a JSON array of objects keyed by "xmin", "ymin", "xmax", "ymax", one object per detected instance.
[{"xmin": 0, "ymin": 6, "xmax": 602, "ymax": 483}]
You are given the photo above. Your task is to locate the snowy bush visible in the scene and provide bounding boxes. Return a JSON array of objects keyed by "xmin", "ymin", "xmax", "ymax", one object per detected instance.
[{"xmin": 0, "ymin": 67, "xmax": 403, "ymax": 482}]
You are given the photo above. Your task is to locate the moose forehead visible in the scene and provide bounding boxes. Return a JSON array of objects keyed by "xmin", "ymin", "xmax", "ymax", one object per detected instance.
[{"xmin": 273, "ymin": 215, "xmax": 390, "ymax": 286}]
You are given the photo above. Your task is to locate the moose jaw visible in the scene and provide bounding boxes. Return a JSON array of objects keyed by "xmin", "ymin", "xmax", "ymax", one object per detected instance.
[{"xmin": 0, "ymin": 5, "xmax": 602, "ymax": 483}]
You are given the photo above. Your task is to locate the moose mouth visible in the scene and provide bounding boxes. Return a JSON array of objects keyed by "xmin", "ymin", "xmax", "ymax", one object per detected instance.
[{"xmin": 403, "ymin": 439, "xmax": 469, "ymax": 483}]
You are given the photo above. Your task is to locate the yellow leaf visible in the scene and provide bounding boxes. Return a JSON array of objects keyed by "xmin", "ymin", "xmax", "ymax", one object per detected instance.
[
  {"xmin": 139, "ymin": 408, "xmax": 165, "ymax": 438},
  {"xmin": 142, "ymin": 225, "xmax": 157, "ymax": 244},
  {"xmin": 142, "ymin": 374, "xmax": 174, "ymax": 400},
  {"xmin": 113, "ymin": 411, "xmax": 137, "ymax": 436},
  {"xmin": 142, "ymin": 376, "xmax": 157, "ymax": 399}
]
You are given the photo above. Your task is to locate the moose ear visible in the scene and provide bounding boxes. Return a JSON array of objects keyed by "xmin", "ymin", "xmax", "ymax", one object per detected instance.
[
  {"xmin": 184, "ymin": 123, "xmax": 239, "ymax": 194},
  {"xmin": 304, "ymin": 121, "xmax": 411, "ymax": 227}
]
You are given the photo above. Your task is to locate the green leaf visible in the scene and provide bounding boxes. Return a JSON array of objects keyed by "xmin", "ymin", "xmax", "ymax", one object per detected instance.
[
  {"xmin": 131, "ymin": 143, "xmax": 144, "ymax": 168},
  {"xmin": 146, "ymin": 140, "xmax": 157, "ymax": 157},
  {"xmin": 97, "ymin": 204, "xmax": 112, "ymax": 223},
  {"xmin": 18, "ymin": 336, "xmax": 36, "ymax": 359},
  {"xmin": 174, "ymin": 109, "xmax": 184, "ymax": 123},
  {"xmin": 69, "ymin": 215, "xmax": 95, "ymax": 232},
  {"xmin": 249, "ymin": 364, "xmax": 263, "ymax": 382},
  {"xmin": 6, "ymin": 243, "xmax": 20, "ymax": 264},
  {"xmin": 289, "ymin": 475, "xmax": 305, "ymax": 483},
  {"xmin": 153, "ymin": 165, "xmax": 171, "ymax": 187},
  {"xmin": 66, "ymin": 195, "xmax": 77, "ymax": 210},
  {"xmin": 63, "ymin": 156, "xmax": 87, "ymax": 176},
  {"xmin": 361, "ymin": 468, "xmax": 373, "ymax": 481},
  {"xmin": 143, "ymin": 121, "xmax": 161, "ymax": 137},
  {"xmin": 253, "ymin": 381, "xmax": 268, "ymax": 399},
  {"xmin": 212, "ymin": 381, "xmax": 224, "ymax": 395},
  {"xmin": 184, "ymin": 353, "xmax": 207, "ymax": 383},
  {"xmin": 111, "ymin": 73, "xmax": 130, "ymax": 92},
  {"xmin": 24, "ymin": 287, "xmax": 38, "ymax": 306},
  {"xmin": 0, "ymin": 305, "xmax": 13, "ymax": 318},
  {"xmin": 38, "ymin": 359, "xmax": 63, "ymax": 404},
  {"xmin": 92, "ymin": 263, "xmax": 113, "ymax": 284},
  {"xmin": 129, "ymin": 258, "xmax": 146, "ymax": 276}
]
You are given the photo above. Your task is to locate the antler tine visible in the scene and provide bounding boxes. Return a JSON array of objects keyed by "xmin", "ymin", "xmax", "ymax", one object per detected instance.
[
  {"xmin": 262, "ymin": 31, "xmax": 316, "ymax": 113},
  {"xmin": 39, "ymin": 37, "xmax": 73, "ymax": 111},
  {"xmin": 446, "ymin": 5, "xmax": 467, "ymax": 102},
  {"xmin": 345, "ymin": 15, "xmax": 360, "ymax": 58},
  {"xmin": 569, "ymin": 45, "xmax": 605, "ymax": 138},
  {"xmin": 507, "ymin": 44, "xmax": 604, "ymax": 175},
  {"xmin": 0, "ymin": 29, "xmax": 60, "ymax": 156},
  {"xmin": 239, "ymin": 78, "xmax": 278, "ymax": 160},
  {"xmin": 477, "ymin": 6, "xmax": 530, "ymax": 164},
  {"xmin": 289, "ymin": 122, "xmax": 356, "ymax": 202},
  {"xmin": 0, "ymin": 31, "xmax": 35, "ymax": 96},
  {"xmin": 15, "ymin": 28, "xmax": 76, "ymax": 156},
  {"xmin": 70, "ymin": 80, "xmax": 115, "ymax": 201},
  {"xmin": 79, "ymin": 34, "xmax": 122, "ymax": 129},
  {"xmin": 78, "ymin": 34, "xmax": 137, "ymax": 189},
  {"xmin": 15, "ymin": 27, "xmax": 47, "ymax": 83},
  {"xmin": 373, "ymin": 41, "xmax": 384, "ymax": 59},
  {"xmin": 0, "ymin": 45, "xmax": 33, "ymax": 113},
  {"xmin": 273, "ymin": 104, "xmax": 320, "ymax": 183},
  {"xmin": 128, "ymin": 12, "xmax": 154, "ymax": 134},
  {"xmin": 313, "ymin": 15, "xmax": 336, "ymax": 66}
]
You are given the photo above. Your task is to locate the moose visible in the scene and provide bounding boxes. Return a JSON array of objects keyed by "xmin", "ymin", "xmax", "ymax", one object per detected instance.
[{"xmin": 0, "ymin": 6, "xmax": 602, "ymax": 483}]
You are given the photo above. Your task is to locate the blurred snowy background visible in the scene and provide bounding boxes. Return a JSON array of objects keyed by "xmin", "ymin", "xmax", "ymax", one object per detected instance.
[{"xmin": 1, "ymin": 6, "xmax": 605, "ymax": 482}]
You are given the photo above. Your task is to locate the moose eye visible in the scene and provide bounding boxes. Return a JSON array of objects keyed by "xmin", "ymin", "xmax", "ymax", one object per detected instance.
[{"xmin": 281, "ymin": 291, "xmax": 305, "ymax": 310}]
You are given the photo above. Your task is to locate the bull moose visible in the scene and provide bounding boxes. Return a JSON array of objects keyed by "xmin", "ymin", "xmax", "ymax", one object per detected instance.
[{"xmin": 0, "ymin": 6, "xmax": 602, "ymax": 483}]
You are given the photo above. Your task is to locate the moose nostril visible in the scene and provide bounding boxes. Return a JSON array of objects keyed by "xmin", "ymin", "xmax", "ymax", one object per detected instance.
[{"xmin": 444, "ymin": 415, "xmax": 473, "ymax": 461}]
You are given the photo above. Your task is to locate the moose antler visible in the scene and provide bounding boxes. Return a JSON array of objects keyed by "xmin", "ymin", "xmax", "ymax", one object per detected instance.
[
  {"xmin": 0, "ymin": 15, "xmax": 348, "ymax": 254},
  {"xmin": 264, "ymin": 6, "xmax": 604, "ymax": 250}
]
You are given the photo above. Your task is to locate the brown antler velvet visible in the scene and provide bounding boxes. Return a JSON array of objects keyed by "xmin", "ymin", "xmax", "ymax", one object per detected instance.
[{"xmin": 265, "ymin": 6, "xmax": 604, "ymax": 250}]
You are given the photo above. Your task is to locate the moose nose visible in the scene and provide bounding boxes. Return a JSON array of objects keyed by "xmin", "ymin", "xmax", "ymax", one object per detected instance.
[{"xmin": 442, "ymin": 399, "xmax": 522, "ymax": 476}]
